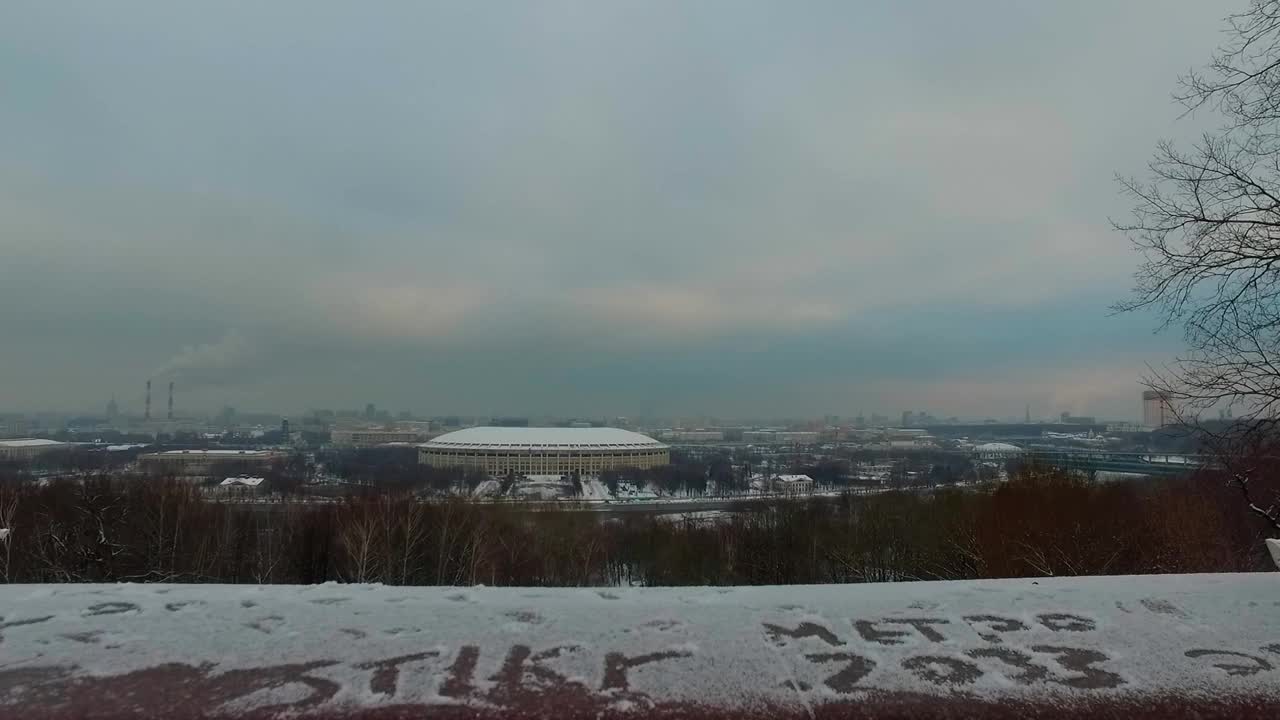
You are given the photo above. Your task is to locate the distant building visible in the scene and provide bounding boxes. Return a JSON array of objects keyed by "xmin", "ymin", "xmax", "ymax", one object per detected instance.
[
  {"xmin": 885, "ymin": 428, "xmax": 930, "ymax": 439},
  {"xmin": 975, "ymin": 442, "xmax": 1024, "ymax": 461},
  {"xmin": 881, "ymin": 428, "xmax": 935, "ymax": 449},
  {"xmin": 0, "ymin": 438, "xmax": 70, "ymax": 462},
  {"xmin": 665, "ymin": 430, "xmax": 724, "ymax": 442},
  {"xmin": 330, "ymin": 429, "xmax": 427, "ymax": 447},
  {"xmin": 742, "ymin": 430, "xmax": 819, "ymax": 444},
  {"xmin": 772, "ymin": 474, "xmax": 815, "ymax": 495},
  {"xmin": 1142, "ymin": 391, "xmax": 1175, "ymax": 429},
  {"xmin": 210, "ymin": 476, "xmax": 267, "ymax": 498},
  {"xmin": 138, "ymin": 449, "xmax": 285, "ymax": 475},
  {"xmin": 0, "ymin": 417, "xmax": 28, "ymax": 439}
]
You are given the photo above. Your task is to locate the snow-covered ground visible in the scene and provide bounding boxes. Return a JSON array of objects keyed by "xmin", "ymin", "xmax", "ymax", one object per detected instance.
[
  {"xmin": 470, "ymin": 479, "xmax": 501, "ymax": 498},
  {"xmin": 580, "ymin": 477, "xmax": 612, "ymax": 501},
  {"xmin": 1, "ymin": 574, "xmax": 1277, "ymax": 718}
]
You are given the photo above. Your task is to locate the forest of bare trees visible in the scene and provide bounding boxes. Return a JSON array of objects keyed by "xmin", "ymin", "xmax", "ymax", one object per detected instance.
[{"xmin": 0, "ymin": 464, "xmax": 1273, "ymax": 587}]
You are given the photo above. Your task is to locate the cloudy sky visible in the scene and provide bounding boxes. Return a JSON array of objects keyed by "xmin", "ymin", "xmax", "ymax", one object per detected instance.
[{"xmin": 0, "ymin": 1, "xmax": 1233, "ymax": 420}]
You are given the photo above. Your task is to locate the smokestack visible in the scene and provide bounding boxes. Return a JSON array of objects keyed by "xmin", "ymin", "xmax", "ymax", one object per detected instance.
[
  {"xmin": 167, "ymin": 381, "xmax": 174, "ymax": 420},
  {"xmin": 145, "ymin": 380, "xmax": 151, "ymax": 421}
]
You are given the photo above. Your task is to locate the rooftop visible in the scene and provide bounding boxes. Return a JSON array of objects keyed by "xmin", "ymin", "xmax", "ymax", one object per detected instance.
[
  {"xmin": 0, "ymin": 438, "xmax": 66, "ymax": 448},
  {"xmin": 148, "ymin": 449, "xmax": 278, "ymax": 456},
  {"xmin": 422, "ymin": 426, "xmax": 665, "ymax": 450}
]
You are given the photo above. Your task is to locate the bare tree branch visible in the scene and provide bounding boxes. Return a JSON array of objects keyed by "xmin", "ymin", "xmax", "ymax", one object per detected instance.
[{"xmin": 1117, "ymin": 1, "xmax": 1280, "ymax": 534}]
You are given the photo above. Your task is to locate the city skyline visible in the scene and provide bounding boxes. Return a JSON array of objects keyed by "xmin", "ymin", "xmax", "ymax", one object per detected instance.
[{"xmin": 3, "ymin": 389, "xmax": 1152, "ymax": 427}]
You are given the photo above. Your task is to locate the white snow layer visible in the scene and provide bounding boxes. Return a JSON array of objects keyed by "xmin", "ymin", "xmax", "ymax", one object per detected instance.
[
  {"xmin": 0, "ymin": 574, "xmax": 1277, "ymax": 715},
  {"xmin": 580, "ymin": 478, "xmax": 612, "ymax": 500}
]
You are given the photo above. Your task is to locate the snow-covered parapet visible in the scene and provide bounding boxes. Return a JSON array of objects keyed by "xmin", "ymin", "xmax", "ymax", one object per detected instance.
[
  {"xmin": 0, "ymin": 575, "xmax": 1277, "ymax": 718},
  {"xmin": 1268, "ymin": 538, "xmax": 1280, "ymax": 570}
]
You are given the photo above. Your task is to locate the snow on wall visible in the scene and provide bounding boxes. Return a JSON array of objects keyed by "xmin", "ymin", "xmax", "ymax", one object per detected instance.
[{"xmin": 0, "ymin": 574, "xmax": 1277, "ymax": 717}]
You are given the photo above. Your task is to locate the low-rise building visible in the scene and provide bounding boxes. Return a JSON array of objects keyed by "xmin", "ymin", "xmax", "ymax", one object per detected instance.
[
  {"xmin": 138, "ymin": 449, "xmax": 285, "ymax": 476},
  {"xmin": 330, "ymin": 429, "xmax": 428, "ymax": 447},
  {"xmin": 208, "ymin": 475, "xmax": 267, "ymax": 499},
  {"xmin": 743, "ymin": 430, "xmax": 820, "ymax": 444},
  {"xmin": 772, "ymin": 474, "xmax": 815, "ymax": 494},
  {"xmin": 665, "ymin": 430, "xmax": 724, "ymax": 442}
]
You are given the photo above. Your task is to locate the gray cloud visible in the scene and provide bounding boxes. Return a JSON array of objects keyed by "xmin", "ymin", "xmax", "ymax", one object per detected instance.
[
  {"xmin": 0, "ymin": 1, "xmax": 1230, "ymax": 419},
  {"xmin": 152, "ymin": 329, "xmax": 254, "ymax": 390}
]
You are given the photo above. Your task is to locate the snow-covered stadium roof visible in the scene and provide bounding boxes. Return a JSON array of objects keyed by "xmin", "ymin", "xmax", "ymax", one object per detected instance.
[
  {"xmin": 422, "ymin": 426, "xmax": 665, "ymax": 450},
  {"xmin": 0, "ymin": 438, "xmax": 66, "ymax": 448}
]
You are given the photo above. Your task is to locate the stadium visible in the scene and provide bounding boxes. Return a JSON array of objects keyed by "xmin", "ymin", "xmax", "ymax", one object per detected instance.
[{"xmin": 418, "ymin": 427, "xmax": 669, "ymax": 476}]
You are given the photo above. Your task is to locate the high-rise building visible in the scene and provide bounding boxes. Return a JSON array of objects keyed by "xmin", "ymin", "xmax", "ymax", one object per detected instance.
[{"xmin": 1142, "ymin": 390, "xmax": 1175, "ymax": 429}]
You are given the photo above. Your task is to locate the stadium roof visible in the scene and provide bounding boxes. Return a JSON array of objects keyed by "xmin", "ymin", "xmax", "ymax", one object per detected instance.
[
  {"xmin": 147, "ymin": 449, "xmax": 279, "ymax": 456},
  {"xmin": 422, "ymin": 426, "xmax": 665, "ymax": 450},
  {"xmin": 0, "ymin": 438, "xmax": 66, "ymax": 448}
]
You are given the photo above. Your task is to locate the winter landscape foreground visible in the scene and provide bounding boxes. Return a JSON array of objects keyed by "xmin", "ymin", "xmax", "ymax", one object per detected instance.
[{"xmin": 0, "ymin": 574, "xmax": 1277, "ymax": 718}]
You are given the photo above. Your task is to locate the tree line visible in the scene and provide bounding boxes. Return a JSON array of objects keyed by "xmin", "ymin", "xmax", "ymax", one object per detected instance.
[{"xmin": 0, "ymin": 464, "xmax": 1273, "ymax": 586}]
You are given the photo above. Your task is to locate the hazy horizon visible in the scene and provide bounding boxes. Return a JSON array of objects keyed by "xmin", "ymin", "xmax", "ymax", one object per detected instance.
[{"xmin": 1, "ymin": 2, "xmax": 1229, "ymax": 421}]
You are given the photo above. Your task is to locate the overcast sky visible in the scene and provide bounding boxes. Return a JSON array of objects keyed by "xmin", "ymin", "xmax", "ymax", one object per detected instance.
[{"xmin": 0, "ymin": 1, "xmax": 1234, "ymax": 421}]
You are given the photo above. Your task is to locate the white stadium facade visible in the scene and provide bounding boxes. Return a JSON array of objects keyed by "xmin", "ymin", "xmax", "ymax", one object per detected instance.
[{"xmin": 418, "ymin": 427, "xmax": 669, "ymax": 476}]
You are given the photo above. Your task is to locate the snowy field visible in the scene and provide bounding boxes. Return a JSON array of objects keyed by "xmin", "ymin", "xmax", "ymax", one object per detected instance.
[{"xmin": 1, "ymin": 574, "xmax": 1277, "ymax": 718}]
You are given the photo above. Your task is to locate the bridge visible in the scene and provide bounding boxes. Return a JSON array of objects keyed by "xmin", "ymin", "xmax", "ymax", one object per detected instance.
[{"xmin": 1017, "ymin": 449, "xmax": 1208, "ymax": 477}]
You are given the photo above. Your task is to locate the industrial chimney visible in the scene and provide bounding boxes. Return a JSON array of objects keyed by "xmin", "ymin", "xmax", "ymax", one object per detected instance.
[
  {"xmin": 145, "ymin": 380, "xmax": 151, "ymax": 421},
  {"xmin": 167, "ymin": 381, "xmax": 174, "ymax": 420}
]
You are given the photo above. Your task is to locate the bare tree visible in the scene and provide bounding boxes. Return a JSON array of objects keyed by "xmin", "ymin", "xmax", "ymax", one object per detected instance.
[
  {"xmin": 0, "ymin": 489, "xmax": 16, "ymax": 582},
  {"xmin": 395, "ymin": 499, "xmax": 428, "ymax": 585},
  {"xmin": 1116, "ymin": 1, "xmax": 1280, "ymax": 532},
  {"xmin": 252, "ymin": 512, "xmax": 286, "ymax": 585},
  {"xmin": 338, "ymin": 501, "xmax": 380, "ymax": 583}
]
